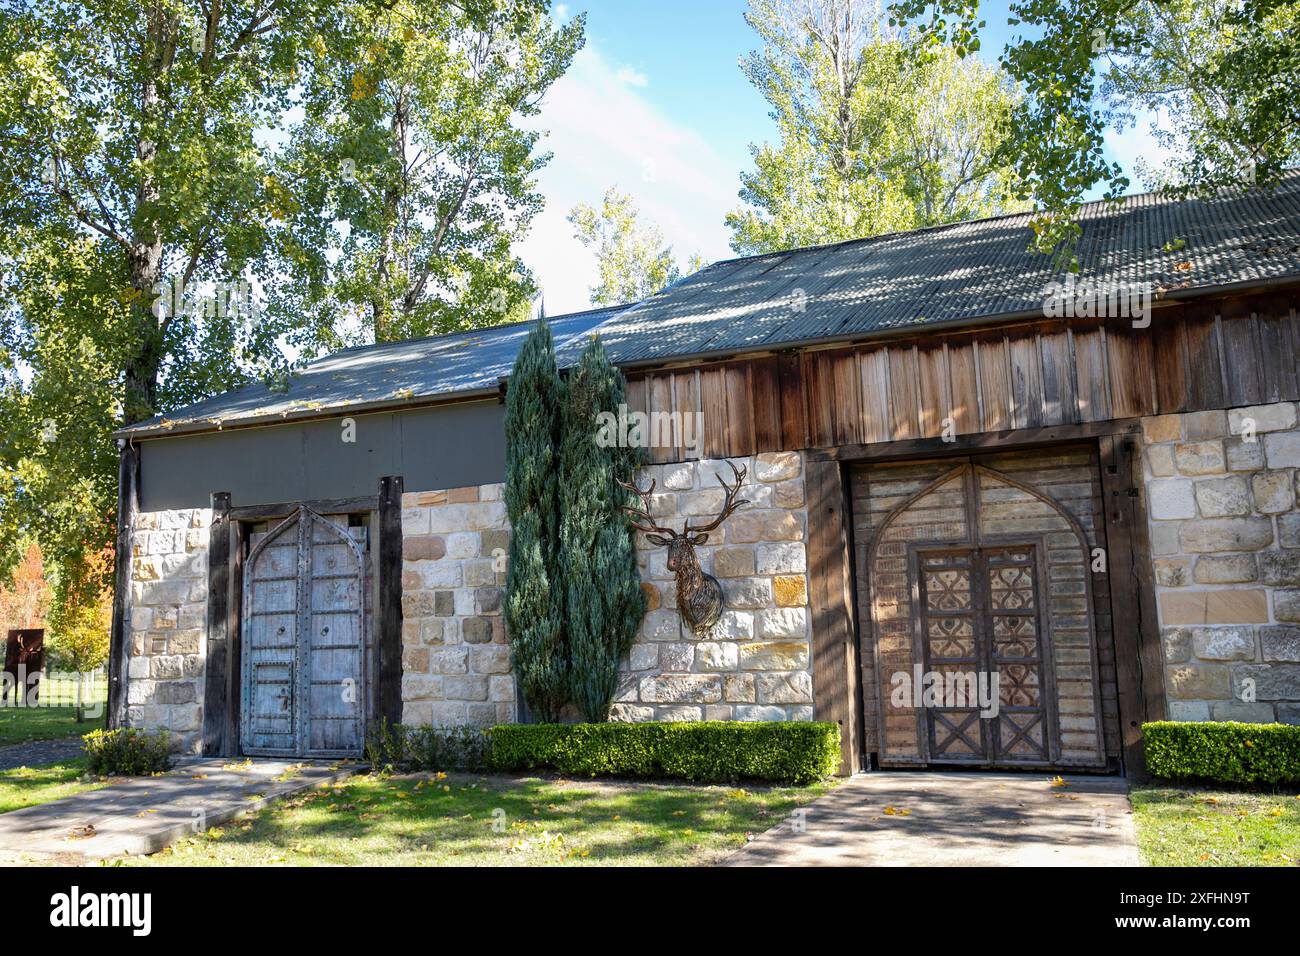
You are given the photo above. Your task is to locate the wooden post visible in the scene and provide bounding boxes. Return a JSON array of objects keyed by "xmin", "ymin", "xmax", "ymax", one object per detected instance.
[
  {"xmin": 805, "ymin": 458, "xmax": 861, "ymax": 774},
  {"xmin": 202, "ymin": 492, "xmax": 232, "ymax": 755},
  {"xmin": 377, "ymin": 476, "xmax": 404, "ymax": 725},
  {"xmin": 1099, "ymin": 432, "xmax": 1165, "ymax": 779},
  {"xmin": 107, "ymin": 439, "xmax": 139, "ymax": 730}
]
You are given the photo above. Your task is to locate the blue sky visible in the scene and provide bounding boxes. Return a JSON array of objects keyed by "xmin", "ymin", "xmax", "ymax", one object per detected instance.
[{"xmin": 520, "ymin": 1, "xmax": 1164, "ymax": 314}]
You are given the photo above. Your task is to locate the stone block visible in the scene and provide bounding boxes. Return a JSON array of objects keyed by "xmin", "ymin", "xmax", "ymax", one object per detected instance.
[
  {"xmin": 1142, "ymin": 415, "xmax": 1181, "ymax": 444},
  {"xmin": 403, "ymin": 535, "xmax": 446, "ymax": 561},
  {"xmin": 1190, "ymin": 626, "xmax": 1256, "ymax": 661},
  {"xmin": 661, "ymin": 463, "xmax": 696, "ymax": 490},
  {"xmin": 1264, "ymin": 431, "xmax": 1300, "ymax": 468},
  {"xmin": 722, "ymin": 577, "xmax": 773, "ymax": 609},
  {"xmin": 1192, "ymin": 554, "xmax": 1256, "ymax": 584},
  {"xmin": 1166, "ymin": 700, "xmax": 1210, "ymax": 721},
  {"xmin": 1162, "ymin": 627, "xmax": 1192, "ymax": 664},
  {"xmin": 443, "ymin": 675, "xmax": 489, "ymax": 701},
  {"xmin": 1233, "ymin": 663, "xmax": 1300, "ymax": 700},
  {"xmin": 155, "ymin": 681, "xmax": 196, "ymax": 705},
  {"xmin": 756, "ymin": 672, "xmax": 813, "ymax": 704},
  {"xmin": 1229, "ymin": 402, "xmax": 1297, "ymax": 435},
  {"xmin": 1252, "ymin": 472, "xmax": 1295, "ymax": 514},
  {"xmin": 1260, "ymin": 551, "xmax": 1300, "ymax": 586},
  {"xmin": 755, "ymin": 452, "xmax": 801, "ymax": 482},
  {"xmin": 773, "ymin": 478, "xmax": 805, "ymax": 509},
  {"xmin": 639, "ymin": 674, "xmax": 722, "ymax": 704},
  {"xmin": 469, "ymin": 645, "xmax": 510, "ymax": 675},
  {"xmin": 774, "ymin": 575, "xmax": 808, "ymax": 607},
  {"xmin": 1278, "ymin": 703, "xmax": 1300, "ymax": 726},
  {"xmin": 1154, "ymin": 558, "xmax": 1191, "ymax": 587},
  {"xmin": 1225, "ymin": 437, "xmax": 1266, "ymax": 472},
  {"xmin": 757, "ymin": 607, "xmax": 808, "ymax": 639},
  {"xmin": 661, "ymin": 642, "xmax": 694, "ymax": 672},
  {"xmin": 1193, "ymin": 476, "xmax": 1250, "ymax": 517},
  {"xmin": 657, "ymin": 706, "xmax": 703, "ymax": 722},
  {"xmin": 1261, "ymin": 626, "xmax": 1300, "ymax": 662},
  {"xmin": 735, "ymin": 705, "xmax": 787, "ymax": 721},
  {"xmin": 1147, "ymin": 479, "xmax": 1196, "ymax": 519},
  {"xmin": 724, "ymin": 673, "xmax": 756, "ymax": 702},
  {"xmin": 610, "ymin": 704, "xmax": 656, "ymax": 722},
  {"xmin": 428, "ymin": 648, "xmax": 469, "ymax": 675},
  {"xmin": 756, "ymin": 542, "xmax": 806, "ymax": 574},
  {"xmin": 1165, "ymin": 664, "xmax": 1232, "ymax": 699},
  {"xmin": 714, "ymin": 610, "xmax": 755, "ymax": 639},
  {"xmin": 739, "ymin": 641, "xmax": 809, "ymax": 671},
  {"xmin": 1179, "ymin": 517, "xmax": 1273, "ymax": 552},
  {"xmin": 713, "ymin": 547, "xmax": 756, "ymax": 578},
  {"xmin": 696, "ymin": 642, "xmax": 739, "ymax": 671},
  {"xmin": 401, "ymin": 674, "xmax": 441, "ymax": 699},
  {"xmin": 1274, "ymin": 589, "xmax": 1300, "ymax": 622},
  {"xmin": 1159, "ymin": 589, "xmax": 1268, "ymax": 625},
  {"xmin": 628, "ymin": 643, "xmax": 659, "ymax": 670},
  {"xmin": 1146, "ymin": 444, "xmax": 1175, "ymax": 477},
  {"xmin": 1210, "ymin": 701, "xmax": 1275, "ymax": 722},
  {"xmin": 1184, "ymin": 410, "xmax": 1227, "ymax": 440},
  {"xmin": 1174, "ymin": 441, "xmax": 1225, "ymax": 475},
  {"xmin": 1281, "ymin": 514, "xmax": 1300, "ymax": 549}
]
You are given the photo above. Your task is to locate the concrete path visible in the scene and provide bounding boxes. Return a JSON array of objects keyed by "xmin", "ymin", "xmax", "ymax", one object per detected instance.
[
  {"xmin": 0, "ymin": 737, "xmax": 85, "ymax": 771},
  {"xmin": 0, "ymin": 757, "xmax": 360, "ymax": 864},
  {"xmin": 725, "ymin": 771, "xmax": 1137, "ymax": 866}
]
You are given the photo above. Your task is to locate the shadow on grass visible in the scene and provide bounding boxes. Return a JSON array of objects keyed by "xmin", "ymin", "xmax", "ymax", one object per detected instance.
[{"xmin": 139, "ymin": 773, "xmax": 818, "ymax": 866}]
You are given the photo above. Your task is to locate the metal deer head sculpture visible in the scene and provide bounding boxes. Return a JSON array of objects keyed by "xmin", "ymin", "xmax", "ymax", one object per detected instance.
[{"xmin": 620, "ymin": 462, "xmax": 749, "ymax": 635}]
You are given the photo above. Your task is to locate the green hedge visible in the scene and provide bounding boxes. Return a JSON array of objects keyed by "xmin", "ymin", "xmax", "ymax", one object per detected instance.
[
  {"xmin": 82, "ymin": 728, "xmax": 172, "ymax": 776},
  {"xmin": 485, "ymin": 721, "xmax": 840, "ymax": 785},
  {"xmin": 1143, "ymin": 720, "xmax": 1300, "ymax": 785}
]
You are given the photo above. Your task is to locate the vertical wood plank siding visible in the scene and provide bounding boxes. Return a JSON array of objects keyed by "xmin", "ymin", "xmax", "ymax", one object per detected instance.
[{"xmin": 624, "ymin": 293, "xmax": 1300, "ymax": 458}]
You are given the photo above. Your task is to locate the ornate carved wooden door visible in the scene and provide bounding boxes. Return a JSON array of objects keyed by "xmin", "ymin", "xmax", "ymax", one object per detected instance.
[
  {"xmin": 917, "ymin": 546, "xmax": 1050, "ymax": 764},
  {"xmin": 241, "ymin": 507, "xmax": 367, "ymax": 757},
  {"xmin": 864, "ymin": 459, "xmax": 1108, "ymax": 769}
]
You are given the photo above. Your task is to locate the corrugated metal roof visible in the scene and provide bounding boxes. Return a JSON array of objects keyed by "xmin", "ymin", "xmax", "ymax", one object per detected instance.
[
  {"xmin": 123, "ymin": 174, "xmax": 1300, "ymax": 439},
  {"xmin": 558, "ymin": 171, "xmax": 1300, "ymax": 366},
  {"xmin": 119, "ymin": 305, "xmax": 624, "ymax": 437}
]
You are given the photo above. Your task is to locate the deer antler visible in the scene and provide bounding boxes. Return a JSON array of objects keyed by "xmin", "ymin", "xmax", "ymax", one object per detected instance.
[
  {"xmin": 618, "ymin": 475, "xmax": 675, "ymax": 536},
  {"xmin": 685, "ymin": 461, "xmax": 750, "ymax": 533}
]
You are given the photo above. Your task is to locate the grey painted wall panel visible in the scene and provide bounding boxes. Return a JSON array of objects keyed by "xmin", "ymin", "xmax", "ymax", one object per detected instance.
[{"xmin": 138, "ymin": 400, "xmax": 506, "ymax": 511}]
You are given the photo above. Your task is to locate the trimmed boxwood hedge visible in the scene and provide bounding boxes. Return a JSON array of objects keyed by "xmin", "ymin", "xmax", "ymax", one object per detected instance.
[
  {"xmin": 486, "ymin": 721, "xmax": 841, "ymax": 785},
  {"xmin": 1143, "ymin": 720, "xmax": 1300, "ymax": 785}
]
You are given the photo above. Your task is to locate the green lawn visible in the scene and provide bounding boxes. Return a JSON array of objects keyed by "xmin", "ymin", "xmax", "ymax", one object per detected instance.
[
  {"xmin": 0, "ymin": 677, "xmax": 106, "ymax": 746},
  {"xmin": 1131, "ymin": 785, "xmax": 1300, "ymax": 866},
  {"xmin": 0, "ymin": 758, "xmax": 106, "ymax": 814},
  {"xmin": 114, "ymin": 772, "xmax": 830, "ymax": 867}
]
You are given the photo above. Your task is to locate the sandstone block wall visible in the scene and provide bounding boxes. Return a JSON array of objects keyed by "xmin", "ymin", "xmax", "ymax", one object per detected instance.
[
  {"xmin": 399, "ymin": 484, "xmax": 514, "ymax": 726},
  {"xmin": 124, "ymin": 507, "xmax": 211, "ymax": 753},
  {"xmin": 1143, "ymin": 403, "xmax": 1300, "ymax": 724},
  {"xmin": 613, "ymin": 451, "xmax": 813, "ymax": 722}
]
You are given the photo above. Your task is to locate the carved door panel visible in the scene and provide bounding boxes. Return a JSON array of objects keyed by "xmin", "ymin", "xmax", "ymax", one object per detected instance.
[{"xmin": 917, "ymin": 545, "xmax": 1049, "ymax": 765}]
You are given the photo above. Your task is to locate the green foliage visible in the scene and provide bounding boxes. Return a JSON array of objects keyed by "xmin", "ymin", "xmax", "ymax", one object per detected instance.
[
  {"xmin": 996, "ymin": 0, "xmax": 1300, "ymax": 262},
  {"xmin": 728, "ymin": 0, "xmax": 1023, "ymax": 254},
  {"xmin": 559, "ymin": 337, "xmax": 645, "ymax": 721},
  {"xmin": 568, "ymin": 187, "xmax": 703, "ymax": 305},
  {"xmin": 1143, "ymin": 721, "xmax": 1300, "ymax": 785},
  {"xmin": 266, "ymin": 0, "xmax": 584, "ymax": 345},
  {"xmin": 0, "ymin": 0, "xmax": 325, "ymax": 606},
  {"xmin": 504, "ymin": 317, "xmax": 567, "ymax": 721},
  {"xmin": 364, "ymin": 718, "xmax": 488, "ymax": 773},
  {"xmin": 82, "ymin": 727, "xmax": 172, "ymax": 776},
  {"xmin": 486, "ymin": 721, "xmax": 842, "ymax": 785}
]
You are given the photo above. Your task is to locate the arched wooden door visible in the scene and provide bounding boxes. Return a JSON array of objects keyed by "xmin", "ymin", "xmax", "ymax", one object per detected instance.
[
  {"xmin": 863, "ymin": 459, "xmax": 1108, "ymax": 769},
  {"xmin": 241, "ymin": 506, "xmax": 368, "ymax": 757}
]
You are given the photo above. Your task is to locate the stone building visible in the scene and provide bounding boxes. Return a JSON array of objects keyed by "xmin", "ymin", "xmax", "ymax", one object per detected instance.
[{"xmin": 111, "ymin": 175, "xmax": 1300, "ymax": 776}]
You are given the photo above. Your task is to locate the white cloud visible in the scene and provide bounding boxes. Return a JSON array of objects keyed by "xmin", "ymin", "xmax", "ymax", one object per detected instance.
[
  {"xmin": 614, "ymin": 65, "xmax": 648, "ymax": 87},
  {"xmin": 517, "ymin": 44, "xmax": 740, "ymax": 316}
]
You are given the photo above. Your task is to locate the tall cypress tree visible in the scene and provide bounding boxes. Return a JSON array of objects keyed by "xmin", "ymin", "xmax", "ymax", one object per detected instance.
[
  {"xmin": 560, "ymin": 336, "xmax": 646, "ymax": 721},
  {"xmin": 504, "ymin": 317, "xmax": 567, "ymax": 721}
]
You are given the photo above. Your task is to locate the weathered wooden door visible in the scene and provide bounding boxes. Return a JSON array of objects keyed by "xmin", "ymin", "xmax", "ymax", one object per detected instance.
[
  {"xmin": 917, "ymin": 545, "xmax": 1050, "ymax": 764},
  {"xmin": 241, "ymin": 507, "xmax": 368, "ymax": 757},
  {"xmin": 856, "ymin": 451, "xmax": 1112, "ymax": 770}
]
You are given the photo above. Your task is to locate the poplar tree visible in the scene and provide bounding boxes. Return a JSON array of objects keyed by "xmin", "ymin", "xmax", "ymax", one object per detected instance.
[
  {"xmin": 559, "ymin": 336, "xmax": 645, "ymax": 721},
  {"xmin": 503, "ymin": 317, "xmax": 566, "ymax": 721}
]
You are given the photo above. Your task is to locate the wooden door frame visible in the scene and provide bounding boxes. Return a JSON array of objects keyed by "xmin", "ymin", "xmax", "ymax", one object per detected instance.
[
  {"xmin": 201, "ymin": 482, "xmax": 404, "ymax": 757},
  {"xmin": 805, "ymin": 419, "xmax": 1161, "ymax": 777}
]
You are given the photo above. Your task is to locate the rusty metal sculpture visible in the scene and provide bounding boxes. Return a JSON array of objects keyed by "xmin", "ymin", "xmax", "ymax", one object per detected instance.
[{"xmin": 620, "ymin": 462, "xmax": 749, "ymax": 635}]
